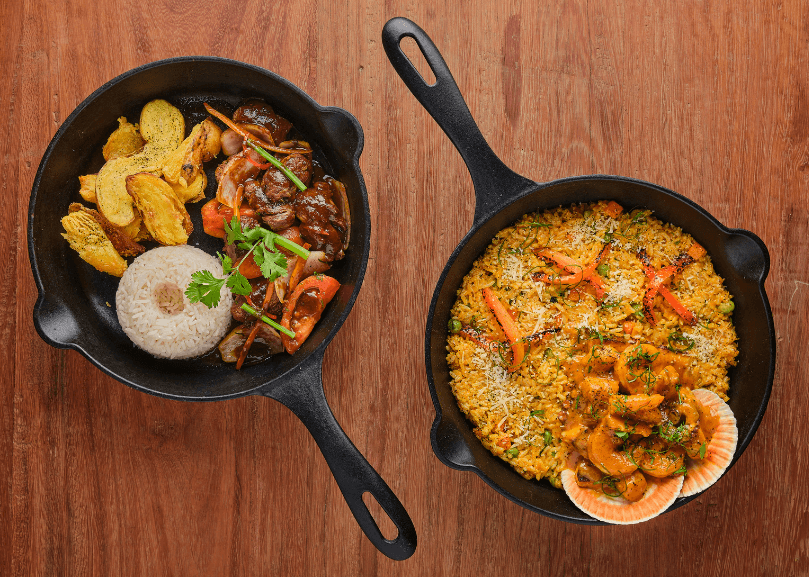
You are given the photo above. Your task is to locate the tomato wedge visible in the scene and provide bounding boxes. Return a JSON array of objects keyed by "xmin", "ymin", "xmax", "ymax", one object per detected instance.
[
  {"xmin": 280, "ymin": 275, "xmax": 341, "ymax": 354},
  {"xmin": 201, "ymin": 199, "xmax": 256, "ymax": 239}
]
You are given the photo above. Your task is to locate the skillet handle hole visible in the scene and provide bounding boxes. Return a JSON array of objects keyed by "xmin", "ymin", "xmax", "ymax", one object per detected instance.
[
  {"xmin": 400, "ymin": 36, "xmax": 437, "ymax": 86},
  {"xmin": 361, "ymin": 491, "xmax": 399, "ymax": 541}
]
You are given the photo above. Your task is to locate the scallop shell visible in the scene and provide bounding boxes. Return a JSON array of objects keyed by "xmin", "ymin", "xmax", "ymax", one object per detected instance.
[
  {"xmin": 679, "ymin": 388, "xmax": 738, "ymax": 497},
  {"xmin": 561, "ymin": 469, "xmax": 684, "ymax": 525}
]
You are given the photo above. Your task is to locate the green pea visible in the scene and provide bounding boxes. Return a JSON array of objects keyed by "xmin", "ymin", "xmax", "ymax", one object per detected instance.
[
  {"xmin": 718, "ymin": 301, "xmax": 735, "ymax": 314},
  {"xmin": 448, "ymin": 318, "xmax": 462, "ymax": 333},
  {"xmin": 505, "ymin": 447, "xmax": 519, "ymax": 459},
  {"xmin": 583, "ymin": 210, "xmax": 593, "ymax": 218},
  {"xmin": 596, "ymin": 263, "xmax": 609, "ymax": 277}
]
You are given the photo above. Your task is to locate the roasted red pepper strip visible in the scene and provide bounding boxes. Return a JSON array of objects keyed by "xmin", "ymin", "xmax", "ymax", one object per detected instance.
[
  {"xmin": 482, "ymin": 287, "xmax": 525, "ymax": 372},
  {"xmin": 532, "ymin": 245, "xmax": 610, "ymax": 300},
  {"xmin": 281, "ymin": 275, "xmax": 340, "ymax": 354},
  {"xmin": 637, "ymin": 249, "xmax": 697, "ymax": 326}
]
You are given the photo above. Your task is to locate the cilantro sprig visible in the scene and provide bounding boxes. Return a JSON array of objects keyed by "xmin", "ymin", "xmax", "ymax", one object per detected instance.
[{"xmin": 185, "ymin": 217, "xmax": 310, "ymax": 308}]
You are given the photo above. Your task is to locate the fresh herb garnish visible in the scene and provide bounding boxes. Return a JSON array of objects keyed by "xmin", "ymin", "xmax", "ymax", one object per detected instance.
[
  {"xmin": 668, "ymin": 331, "xmax": 696, "ymax": 352},
  {"xmin": 186, "ymin": 217, "xmax": 310, "ymax": 308},
  {"xmin": 240, "ymin": 303, "xmax": 295, "ymax": 338}
]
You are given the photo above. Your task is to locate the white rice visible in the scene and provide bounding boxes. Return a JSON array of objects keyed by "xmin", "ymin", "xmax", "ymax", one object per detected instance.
[{"xmin": 116, "ymin": 245, "xmax": 233, "ymax": 359}]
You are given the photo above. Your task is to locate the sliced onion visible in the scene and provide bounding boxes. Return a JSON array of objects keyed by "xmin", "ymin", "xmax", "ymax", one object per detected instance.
[
  {"xmin": 329, "ymin": 178, "xmax": 351, "ymax": 251},
  {"xmin": 302, "ymin": 251, "xmax": 331, "ymax": 278}
]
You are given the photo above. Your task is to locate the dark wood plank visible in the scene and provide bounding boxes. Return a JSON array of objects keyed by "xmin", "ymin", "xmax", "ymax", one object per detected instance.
[{"xmin": 2, "ymin": 0, "xmax": 807, "ymax": 575}]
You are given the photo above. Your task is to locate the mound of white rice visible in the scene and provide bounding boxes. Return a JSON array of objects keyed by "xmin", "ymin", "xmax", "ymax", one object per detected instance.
[{"xmin": 116, "ymin": 245, "xmax": 233, "ymax": 359}]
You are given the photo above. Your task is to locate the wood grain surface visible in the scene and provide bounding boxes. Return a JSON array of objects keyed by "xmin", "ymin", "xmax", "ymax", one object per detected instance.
[{"xmin": 2, "ymin": 0, "xmax": 807, "ymax": 575}]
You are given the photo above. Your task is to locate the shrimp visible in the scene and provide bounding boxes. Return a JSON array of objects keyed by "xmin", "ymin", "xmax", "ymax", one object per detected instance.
[
  {"xmin": 614, "ymin": 344, "xmax": 661, "ymax": 394},
  {"xmin": 587, "ymin": 423, "xmax": 638, "ymax": 476}
]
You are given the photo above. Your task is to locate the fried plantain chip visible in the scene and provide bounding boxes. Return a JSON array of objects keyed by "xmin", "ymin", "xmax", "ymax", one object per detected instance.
[
  {"xmin": 125, "ymin": 172, "xmax": 192, "ymax": 245},
  {"xmin": 170, "ymin": 171, "xmax": 207, "ymax": 204},
  {"xmin": 68, "ymin": 202, "xmax": 145, "ymax": 257},
  {"xmin": 95, "ymin": 100, "xmax": 185, "ymax": 228},
  {"xmin": 162, "ymin": 118, "xmax": 222, "ymax": 189},
  {"xmin": 78, "ymin": 174, "xmax": 97, "ymax": 204},
  {"xmin": 102, "ymin": 117, "xmax": 145, "ymax": 161},
  {"xmin": 61, "ymin": 211, "xmax": 128, "ymax": 277}
]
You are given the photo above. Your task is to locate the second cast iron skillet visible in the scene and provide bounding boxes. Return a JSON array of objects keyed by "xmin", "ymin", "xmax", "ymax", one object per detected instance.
[
  {"xmin": 383, "ymin": 18, "xmax": 775, "ymax": 524},
  {"xmin": 29, "ymin": 56, "xmax": 416, "ymax": 558}
]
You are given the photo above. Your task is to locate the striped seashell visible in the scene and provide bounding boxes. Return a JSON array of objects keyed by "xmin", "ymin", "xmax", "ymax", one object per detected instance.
[
  {"xmin": 679, "ymin": 388, "xmax": 738, "ymax": 497},
  {"xmin": 561, "ymin": 469, "xmax": 684, "ymax": 525}
]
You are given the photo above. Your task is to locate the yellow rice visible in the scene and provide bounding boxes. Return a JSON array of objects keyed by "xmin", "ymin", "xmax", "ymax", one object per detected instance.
[{"xmin": 446, "ymin": 201, "xmax": 738, "ymax": 488}]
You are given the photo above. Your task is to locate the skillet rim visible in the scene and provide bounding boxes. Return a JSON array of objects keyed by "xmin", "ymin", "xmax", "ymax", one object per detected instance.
[
  {"xmin": 425, "ymin": 173, "xmax": 775, "ymax": 524},
  {"xmin": 28, "ymin": 55, "xmax": 371, "ymax": 401}
]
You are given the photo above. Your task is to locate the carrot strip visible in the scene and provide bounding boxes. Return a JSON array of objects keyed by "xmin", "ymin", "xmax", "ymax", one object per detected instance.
[
  {"xmin": 637, "ymin": 249, "xmax": 697, "ymax": 326},
  {"xmin": 482, "ymin": 287, "xmax": 525, "ymax": 372},
  {"xmin": 658, "ymin": 285, "xmax": 697, "ymax": 326},
  {"xmin": 534, "ymin": 244, "xmax": 610, "ymax": 300},
  {"xmin": 287, "ymin": 243, "xmax": 311, "ymax": 293},
  {"xmin": 236, "ymin": 273, "xmax": 279, "ymax": 369}
]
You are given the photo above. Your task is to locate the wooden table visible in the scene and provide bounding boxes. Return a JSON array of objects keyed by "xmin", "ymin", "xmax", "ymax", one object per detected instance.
[{"xmin": 3, "ymin": 1, "xmax": 806, "ymax": 575}]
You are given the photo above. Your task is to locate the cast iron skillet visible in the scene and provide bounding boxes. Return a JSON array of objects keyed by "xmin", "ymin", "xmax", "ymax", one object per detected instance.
[
  {"xmin": 382, "ymin": 18, "xmax": 775, "ymax": 524},
  {"xmin": 28, "ymin": 56, "xmax": 416, "ymax": 558}
]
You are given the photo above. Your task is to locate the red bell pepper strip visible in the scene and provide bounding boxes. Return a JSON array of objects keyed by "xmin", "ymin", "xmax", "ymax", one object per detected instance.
[
  {"xmin": 482, "ymin": 287, "xmax": 525, "ymax": 372},
  {"xmin": 281, "ymin": 275, "xmax": 341, "ymax": 354},
  {"xmin": 637, "ymin": 249, "xmax": 697, "ymax": 326},
  {"xmin": 532, "ymin": 244, "xmax": 610, "ymax": 300}
]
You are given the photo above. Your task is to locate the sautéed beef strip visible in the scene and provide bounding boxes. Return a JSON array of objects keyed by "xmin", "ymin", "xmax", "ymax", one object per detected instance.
[
  {"xmin": 233, "ymin": 99, "xmax": 292, "ymax": 144},
  {"xmin": 231, "ymin": 278, "xmax": 283, "ymax": 323},
  {"xmin": 243, "ymin": 179, "xmax": 296, "ymax": 231},
  {"xmin": 294, "ymin": 180, "xmax": 348, "ymax": 261}
]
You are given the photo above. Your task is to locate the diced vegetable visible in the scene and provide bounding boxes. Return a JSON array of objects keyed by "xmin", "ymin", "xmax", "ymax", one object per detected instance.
[
  {"xmin": 687, "ymin": 242, "xmax": 707, "ymax": 260},
  {"xmin": 604, "ymin": 201, "xmax": 624, "ymax": 218}
]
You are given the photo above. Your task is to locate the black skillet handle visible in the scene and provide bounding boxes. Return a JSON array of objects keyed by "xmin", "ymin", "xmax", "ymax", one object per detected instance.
[
  {"xmin": 261, "ymin": 350, "xmax": 417, "ymax": 561},
  {"xmin": 382, "ymin": 17, "xmax": 536, "ymax": 224}
]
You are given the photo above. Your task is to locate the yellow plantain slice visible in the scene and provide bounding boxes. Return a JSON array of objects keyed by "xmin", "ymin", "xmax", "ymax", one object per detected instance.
[
  {"xmin": 125, "ymin": 172, "xmax": 192, "ymax": 245},
  {"xmin": 162, "ymin": 118, "xmax": 222, "ymax": 188},
  {"xmin": 161, "ymin": 122, "xmax": 205, "ymax": 187},
  {"xmin": 61, "ymin": 211, "xmax": 128, "ymax": 277},
  {"xmin": 170, "ymin": 171, "xmax": 207, "ymax": 204},
  {"xmin": 102, "ymin": 117, "xmax": 145, "ymax": 161},
  {"xmin": 78, "ymin": 174, "xmax": 97, "ymax": 203},
  {"xmin": 95, "ymin": 100, "xmax": 185, "ymax": 228},
  {"xmin": 199, "ymin": 118, "xmax": 222, "ymax": 162}
]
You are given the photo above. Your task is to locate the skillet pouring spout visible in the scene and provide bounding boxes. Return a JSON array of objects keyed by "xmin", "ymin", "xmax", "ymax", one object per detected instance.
[{"xmin": 383, "ymin": 18, "xmax": 775, "ymax": 524}]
